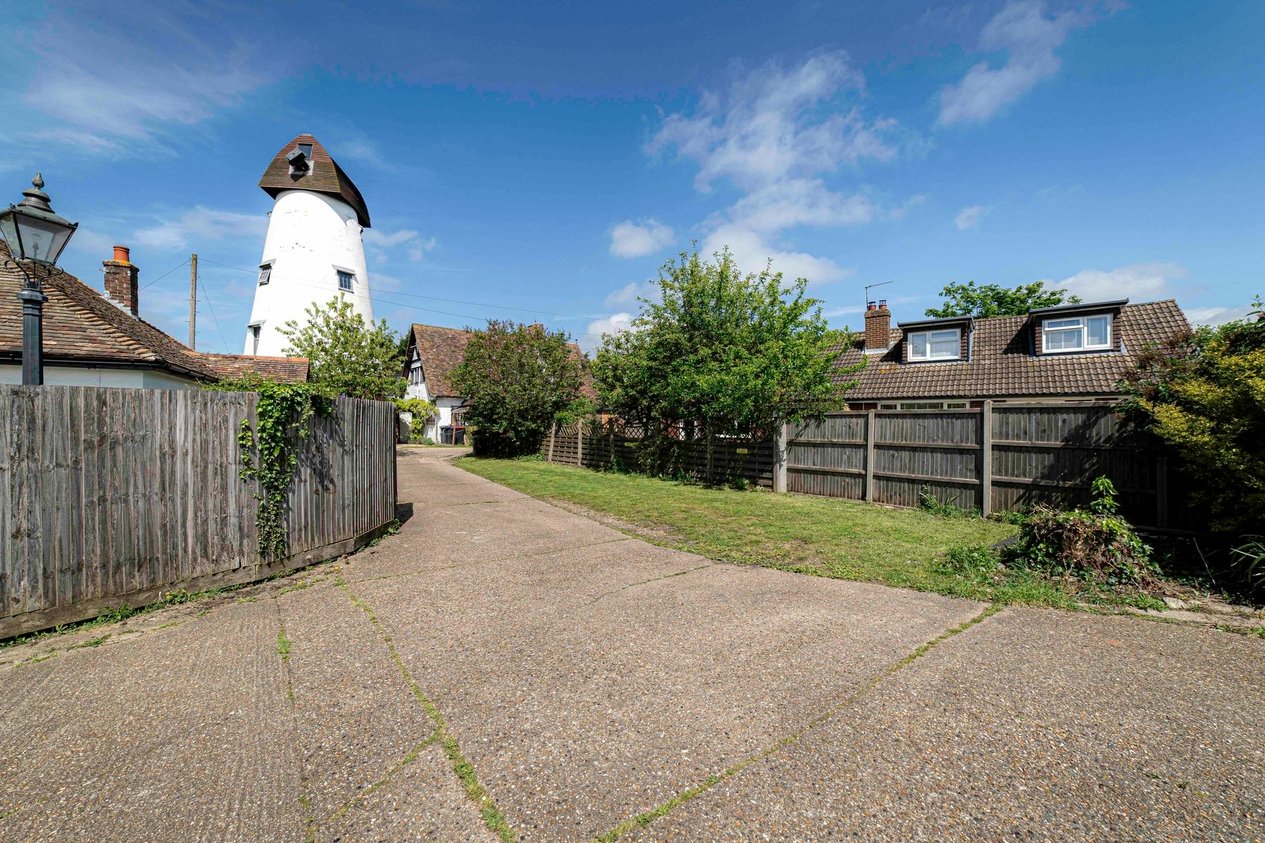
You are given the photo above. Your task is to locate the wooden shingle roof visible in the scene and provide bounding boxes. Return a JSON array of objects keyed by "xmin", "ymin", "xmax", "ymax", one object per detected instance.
[
  {"xmin": 831, "ymin": 299, "xmax": 1189, "ymax": 401},
  {"xmin": 258, "ymin": 133, "xmax": 371, "ymax": 228},
  {"xmin": 410, "ymin": 324, "xmax": 474, "ymax": 398}
]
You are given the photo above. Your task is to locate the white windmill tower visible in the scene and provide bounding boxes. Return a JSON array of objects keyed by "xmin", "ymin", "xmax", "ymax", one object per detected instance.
[{"xmin": 243, "ymin": 133, "xmax": 375, "ymax": 356}]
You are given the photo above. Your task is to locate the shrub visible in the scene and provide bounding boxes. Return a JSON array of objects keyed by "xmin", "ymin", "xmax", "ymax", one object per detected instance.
[
  {"xmin": 1228, "ymin": 538, "xmax": 1265, "ymax": 599},
  {"xmin": 942, "ymin": 544, "xmax": 1002, "ymax": 576},
  {"xmin": 1009, "ymin": 477, "xmax": 1156, "ymax": 589},
  {"xmin": 918, "ymin": 486, "xmax": 980, "ymax": 518}
]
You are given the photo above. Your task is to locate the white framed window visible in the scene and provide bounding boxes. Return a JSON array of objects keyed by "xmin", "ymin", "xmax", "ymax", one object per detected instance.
[
  {"xmin": 1042, "ymin": 314, "xmax": 1111, "ymax": 353},
  {"xmin": 337, "ymin": 270, "xmax": 355, "ymax": 292},
  {"xmin": 257, "ymin": 262, "xmax": 272, "ymax": 285},
  {"xmin": 248, "ymin": 323, "xmax": 262, "ymax": 355},
  {"xmin": 907, "ymin": 328, "xmax": 961, "ymax": 361}
]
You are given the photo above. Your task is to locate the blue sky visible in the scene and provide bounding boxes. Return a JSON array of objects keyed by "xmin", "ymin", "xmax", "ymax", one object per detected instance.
[{"xmin": 3, "ymin": 0, "xmax": 1261, "ymax": 353}]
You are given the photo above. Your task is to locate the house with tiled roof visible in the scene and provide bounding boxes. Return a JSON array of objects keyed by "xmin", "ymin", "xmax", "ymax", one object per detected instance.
[
  {"xmin": 833, "ymin": 297, "xmax": 1189, "ymax": 408},
  {"xmin": 402, "ymin": 322, "xmax": 597, "ymax": 443},
  {"xmin": 1, "ymin": 242, "xmax": 308, "ymax": 388}
]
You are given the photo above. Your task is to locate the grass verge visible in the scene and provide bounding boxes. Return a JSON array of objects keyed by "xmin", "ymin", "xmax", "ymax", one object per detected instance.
[{"xmin": 458, "ymin": 457, "xmax": 1096, "ymax": 608}]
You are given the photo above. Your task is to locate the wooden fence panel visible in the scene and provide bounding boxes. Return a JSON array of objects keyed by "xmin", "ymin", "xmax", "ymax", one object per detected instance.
[{"xmin": 1, "ymin": 387, "xmax": 396, "ymax": 636}]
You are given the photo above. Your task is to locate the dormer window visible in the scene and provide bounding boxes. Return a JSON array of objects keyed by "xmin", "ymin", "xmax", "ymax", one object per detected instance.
[
  {"xmin": 908, "ymin": 327, "xmax": 961, "ymax": 361},
  {"xmin": 1042, "ymin": 314, "xmax": 1111, "ymax": 353}
]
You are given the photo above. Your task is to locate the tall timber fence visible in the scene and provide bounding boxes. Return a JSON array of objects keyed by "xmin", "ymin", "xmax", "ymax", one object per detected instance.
[
  {"xmin": 0, "ymin": 386, "xmax": 397, "ymax": 637},
  {"xmin": 543, "ymin": 421, "xmax": 775, "ymax": 489},
  {"xmin": 784, "ymin": 402, "xmax": 1171, "ymax": 527},
  {"xmin": 541, "ymin": 403, "xmax": 1173, "ymax": 527}
]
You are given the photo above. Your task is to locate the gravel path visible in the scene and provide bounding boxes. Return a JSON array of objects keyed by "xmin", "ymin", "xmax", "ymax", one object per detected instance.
[{"xmin": 1, "ymin": 449, "xmax": 1260, "ymax": 842}]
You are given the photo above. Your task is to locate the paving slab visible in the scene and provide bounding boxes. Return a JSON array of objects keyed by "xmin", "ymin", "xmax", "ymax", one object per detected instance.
[
  {"xmin": 357, "ymin": 548, "xmax": 986, "ymax": 840},
  {"xmin": 277, "ymin": 582, "xmax": 436, "ymax": 829},
  {"xmin": 632, "ymin": 607, "xmax": 1265, "ymax": 842},
  {"xmin": 0, "ymin": 600, "xmax": 304, "ymax": 843}
]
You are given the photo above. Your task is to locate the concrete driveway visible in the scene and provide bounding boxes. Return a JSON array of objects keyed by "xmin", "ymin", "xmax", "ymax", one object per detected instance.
[{"xmin": 1, "ymin": 451, "xmax": 1261, "ymax": 842}]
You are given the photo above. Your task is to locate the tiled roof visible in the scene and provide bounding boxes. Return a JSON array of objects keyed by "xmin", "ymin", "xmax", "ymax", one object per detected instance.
[
  {"xmin": 831, "ymin": 299, "xmax": 1189, "ymax": 400},
  {"xmin": 409, "ymin": 324, "xmax": 598, "ymax": 401},
  {"xmin": 411, "ymin": 324, "xmax": 474, "ymax": 398},
  {"xmin": 1, "ymin": 242, "xmax": 309, "ymax": 384},
  {"xmin": 258, "ymin": 133, "xmax": 371, "ymax": 227},
  {"xmin": 197, "ymin": 353, "xmax": 310, "ymax": 384}
]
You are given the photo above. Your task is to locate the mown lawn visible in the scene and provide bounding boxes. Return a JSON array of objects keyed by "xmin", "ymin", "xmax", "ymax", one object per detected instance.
[{"xmin": 456, "ymin": 457, "xmax": 1091, "ymax": 607}]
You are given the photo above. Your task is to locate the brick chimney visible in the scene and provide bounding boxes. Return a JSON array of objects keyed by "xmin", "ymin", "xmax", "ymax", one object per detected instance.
[
  {"xmin": 103, "ymin": 245, "xmax": 139, "ymax": 317},
  {"xmin": 864, "ymin": 299, "xmax": 891, "ymax": 353}
]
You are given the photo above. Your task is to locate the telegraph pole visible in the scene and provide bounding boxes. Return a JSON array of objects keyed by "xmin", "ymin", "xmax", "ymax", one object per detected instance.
[{"xmin": 189, "ymin": 253, "xmax": 198, "ymax": 349}]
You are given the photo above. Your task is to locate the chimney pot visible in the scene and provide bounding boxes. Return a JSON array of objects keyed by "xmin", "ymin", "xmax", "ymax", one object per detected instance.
[
  {"xmin": 866, "ymin": 301, "xmax": 877, "ymax": 312},
  {"xmin": 864, "ymin": 300, "xmax": 892, "ymax": 353},
  {"xmin": 103, "ymin": 245, "xmax": 140, "ymax": 317}
]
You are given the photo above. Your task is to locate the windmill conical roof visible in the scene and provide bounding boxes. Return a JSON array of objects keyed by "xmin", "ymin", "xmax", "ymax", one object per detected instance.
[{"xmin": 258, "ymin": 133, "xmax": 371, "ymax": 227}]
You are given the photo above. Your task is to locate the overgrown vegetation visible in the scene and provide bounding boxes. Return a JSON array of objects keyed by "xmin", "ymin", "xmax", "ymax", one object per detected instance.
[
  {"xmin": 450, "ymin": 320, "xmax": 585, "ymax": 457},
  {"xmin": 1123, "ymin": 295, "xmax": 1265, "ymax": 596},
  {"xmin": 280, "ymin": 294, "xmax": 406, "ymax": 401},
  {"xmin": 924, "ymin": 279, "xmax": 1079, "ymax": 318},
  {"xmin": 396, "ymin": 397, "xmax": 437, "ymax": 440},
  {"xmin": 592, "ymin": 246, "xmax": 858, "ymax": 479},
  {"xmin": 208, "ymin": 377, "xmax": 331, "ymax": 561}
]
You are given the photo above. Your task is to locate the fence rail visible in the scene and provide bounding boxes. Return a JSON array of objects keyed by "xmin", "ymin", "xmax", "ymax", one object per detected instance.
[
  {"xmin": 0, "ymin": 386, "xmax": 397, "ymax": 637},
  {"xmin": 785, "ymin": 402, "xmax": 1169, "ymax": 525},
  {"xmin": 539, "ymin": 403, "xmax": 1171, "ymax": 527}
]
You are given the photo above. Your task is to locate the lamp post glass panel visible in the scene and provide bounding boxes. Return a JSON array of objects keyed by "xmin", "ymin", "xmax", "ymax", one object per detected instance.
[{"xmin": 0, "ymin": 173, "xmax": 78, "ymax": 385}]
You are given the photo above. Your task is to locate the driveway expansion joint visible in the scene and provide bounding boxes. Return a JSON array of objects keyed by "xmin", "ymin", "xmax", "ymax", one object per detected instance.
[
  {"xmin": 590, "ymin": 602, "xmax": 1006, "ymax": 843},
  {"xmin": 337, "ymin": 577, "xmax": 518, "ymax": 842}
]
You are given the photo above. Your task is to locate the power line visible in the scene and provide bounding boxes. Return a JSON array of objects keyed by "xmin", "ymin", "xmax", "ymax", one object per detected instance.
[
  {"xmin": 140, "ymin": 257, "xmax": 190, "ymax": 291},
  {"xmin": 199, "ymin": 284, "xmax": 232, "ymax": 354}
]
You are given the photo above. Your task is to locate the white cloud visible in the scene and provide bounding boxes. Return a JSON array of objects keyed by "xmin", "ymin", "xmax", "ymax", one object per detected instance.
[
  {"xmin": 938, "ymin": 1, "xmax": 1097, "ymax": 126},
  {"xmin": 364, "ymin": 228, "xmax": 437, "ymax": 263},
  {"xmin": 886, "ymin": 193, "xmax": 928, "ymax": 221},
  {"xmin": 581, "ymin": 311, "xmax": 635, "ymax": 352},
  {"xmin": 604, "ymin": 281, "xmax": 658, "ymax": 308},
  {"xmin": 954, "ymin": 205, "xmax": 990, "ymax": 230},
  {"xmin": 609, "ymin": 219, "xmax": 675, "ymax": 258},
  {"xmin": 728, "ymin": 179, "xmax": 874, "ymax": 232},
  {"xmin": 649, "ymin": 52, "xmax": 899, "ymax": 192},
  {"xmin": 1185, "ymin": 305, "xmax": 1256, "ymax": 327},
  {"xmin": 1051, "ymin": 262, "xmax": 1188, "ymax": 301},
  {"xmin": 702, "ymin": 224, "xmax": 852, "ymax": 287},
  {"xmin": 132, "ymin": 207, "xmax": 265, "ymax": 252}
]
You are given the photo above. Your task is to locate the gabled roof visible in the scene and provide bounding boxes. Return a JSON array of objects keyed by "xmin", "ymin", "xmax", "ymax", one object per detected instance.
[
  {"xmin": 258, "ymin": 133, "xmax": 371, "ymax": 228},
  {"xmin": 0, "ymin": 242, "xmax": 309, "ymax": 384},
  {"xmin": 831, "ymin": 299, "xmax": 1189, "ymax": 400},
  {"xmin": 409, "ymin": 324, "xmax": 475, "ymax": 398},
  {"xmin": 407, "ymin": 324, "xmax": 598, "ymax": 401},
  {"xmin": 198, "ymin": 353, "xmax": 310, "ymax": 384}
]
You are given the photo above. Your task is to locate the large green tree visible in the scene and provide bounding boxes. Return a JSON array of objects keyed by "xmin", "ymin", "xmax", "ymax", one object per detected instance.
[
  {"xmin": 1122, "ymin": 296, "xmax": 1265, "ymax": 536},
  {"xmin": 593, "ymin": 246, "xmax": 856, "ymax": 473},
  {"xmin": 925, "ymin": 280, "xmax": 1080, "ymax": 318},
  {"xmin": 450, "ymin": 320, "xmax": 585, "ymax": 457},
  {"xmin": 279, "ymin": 295, "xmax": 406, "ymax": 400}
]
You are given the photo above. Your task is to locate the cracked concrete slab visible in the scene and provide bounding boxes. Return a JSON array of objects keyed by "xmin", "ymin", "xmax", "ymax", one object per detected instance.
[
  {"xmin": 631, "ymin": 607, "xmax": 1265, "ymax": 842},
  {"xmin": 0, "ymin": 600, "xmax": 304, "ymax": 843}
]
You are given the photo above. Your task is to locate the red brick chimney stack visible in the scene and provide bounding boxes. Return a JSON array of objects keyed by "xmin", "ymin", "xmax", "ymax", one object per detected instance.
[
  {"xmin": 103, "ymin": 245, "xmax": 139, "ymax": 317},
  {"xmin": 864, "ymin": 299, "xmax": 891, "ymax": 353}
]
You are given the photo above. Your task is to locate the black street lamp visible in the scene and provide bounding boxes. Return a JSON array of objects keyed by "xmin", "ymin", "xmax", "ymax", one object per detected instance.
[{"xmin": 0, "ymin": 174, "xmax": 78, "ymax": 386}]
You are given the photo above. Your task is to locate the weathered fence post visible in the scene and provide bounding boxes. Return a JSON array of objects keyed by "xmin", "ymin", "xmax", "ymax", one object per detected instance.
[
  {"xmin": 864, "ymin": 409, "xmax": 876, "ymax": 502},
  {"xmin": 774, "ymin": 422, "xmax": 789, "ymax": 493},
  {"xmin": 980, "ymin": 400, "xmax": 993, "ymax": 518},
  {"xmin": 547, "ymin": 423, "xmax": 556, "ymax": 463},
  {"xmin": 576, "ymin": 423, "xmax": 583, "ymax": 467}
]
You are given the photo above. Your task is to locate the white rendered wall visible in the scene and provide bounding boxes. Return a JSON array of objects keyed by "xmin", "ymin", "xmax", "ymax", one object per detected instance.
[
  {"xmin": 244, "ymin": 189, "xmax": 374, "ymax": 356},
  {"xmin": 0, "ymin": 364, "xmax": 196, "ymax": 389}
]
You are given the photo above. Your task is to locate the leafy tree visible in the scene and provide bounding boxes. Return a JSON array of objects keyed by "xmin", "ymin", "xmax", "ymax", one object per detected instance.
[
  {"xmin": 593, "ymin": 246, "xmax": 857, "ymax": 477},
  {"xmin": 396, "ymin": 397, "xmax": 437, "ymax": 439},
  {"xmin": 1122, "ymin": 296, "xmax": 1265, "ymax": 539},
  {"xmin": 450, "ymin": 320, "xmax": 585, "ymax": 457},
  {"xmin": 279, "ymin": 295, "xmax": 406, "ymax": 401},
  {"xmin": 925, "ymin": 280, "xmax": 1080, "ymax": 318}
]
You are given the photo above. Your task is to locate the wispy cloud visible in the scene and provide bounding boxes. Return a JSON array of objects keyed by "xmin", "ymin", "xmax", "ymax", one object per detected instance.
[
  {"xmin": 938, "ymin": 1, "xmax": 1103, "ymax": 127},
  {"xmin": 609, "ymin": 219, "xmax": 675, "ymax": 258},
  {"xmin": 1051, "ymin": 262, "xmax": 1188, "ymax": 301},
  {"xmin": 649, "ymin": 52, "xmax": 905, "ymax": 286},
  {"xmin": 604, "ymin": 280, "xmax": 659, "ymax": 308},
  {"xmin": 954, "ymin": 204, "xmax": 990, "ymax": 230},
  {"xmin": 364, "ymin": 228, "xmax": 438, "ymax": 263},
  {"xmin": 132, "ymin": 207, "xmax": 265, "ymax": 252}
]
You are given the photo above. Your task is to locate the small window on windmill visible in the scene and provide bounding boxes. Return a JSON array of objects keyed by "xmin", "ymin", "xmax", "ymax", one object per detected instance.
[
  {"xmin": 287, "ymin": 145, "xmax": 312, "ymax": 176},
  {"xmin": 257, "ymin": 262, "xmax": 272, "ymax": 285},
  {"xmin": 337, "ymin": 270, "xmax": 355, "ymax": 291}
]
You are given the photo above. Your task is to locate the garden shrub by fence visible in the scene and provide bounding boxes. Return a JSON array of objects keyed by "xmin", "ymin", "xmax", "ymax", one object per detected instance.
[
  {"xmin": 0, "ymin": 385, "xmax": 397, "ymax": 637},
  {"xmin": 542, "ymin": 422, "xmax": 775, "ymax": 489},
  {"xmin": 541, "ymin": 403, "xmax": 1174, "ymax": 527},
  {"xmin": 786, "ymin": 402, "xmax": 1171, "ymax": 526}
]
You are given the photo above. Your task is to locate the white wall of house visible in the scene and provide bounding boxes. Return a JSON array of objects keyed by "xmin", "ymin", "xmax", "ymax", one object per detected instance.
[
  {"xmin": 0, "ymin": 364, "xmax": 197, "ymax": 389},
  {"xmin": 428, "ymin": 397, "xmax": 464, "ymax": 442},
  {"xmin": 244, "ymin": 189, "xmax": 374, "ymax": 357}
]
